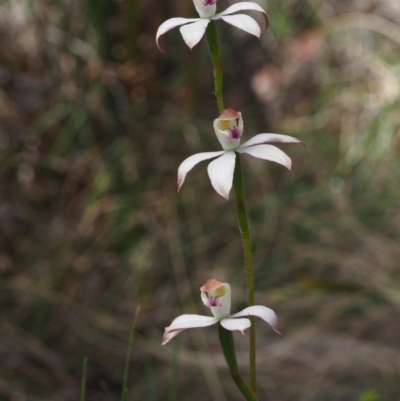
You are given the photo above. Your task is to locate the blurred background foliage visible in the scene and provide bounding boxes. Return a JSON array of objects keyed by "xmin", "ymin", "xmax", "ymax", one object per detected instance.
[{"xmin": 0, "ymin": 0, "xmax": 399, "ymax": 400}]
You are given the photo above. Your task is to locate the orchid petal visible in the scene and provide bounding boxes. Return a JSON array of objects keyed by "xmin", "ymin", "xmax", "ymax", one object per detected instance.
[
  {"xmin": 213, "ymin": 2, "xmax": 269, "ymax": 29},
  {"xmin": 178, "ymin": 151, "xmax": 225, "ymax": 191},
  {"xmin": 220, "ymin": 317, "xmax": 251, "ymax": 334},
  {"xmin": 165, "ymin": 314, "xmax": 219, "ymax": 331},
  {"xmin": 219, "ymin": 14, "xmax": 261, "ymax": 38},
  {"xmin": 156, "ymin": 18, "xmax": 199, "ymax": 51},
  {"xmin": 230, "ymin": 305, "xmax": 281, "ymax": 334},
  {"xmin": 180, "ymin": 19, "xmax": 210, "ymax": 49},
  {"xmin": 162, "ymin": 329, "xmax": 184, "ymax": 345},
  {"xmin": 207, "ymin": 151, "xmax": 236, "ymax": 200},
  {"xmin": 240, "ymin": 133, "xmax": 304, "ymax": 149},
  {"xmin": 237, "ymin": 144, "xmax": 292, "ymax": 170},
  {"xmin": 162, "ymin": 314, "xmax": 219, "ymax": 345}
]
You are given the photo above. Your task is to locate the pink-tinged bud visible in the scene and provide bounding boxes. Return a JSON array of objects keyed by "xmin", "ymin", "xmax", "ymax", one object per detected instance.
[
  {"xmin": 193, "ymin": 0, "xmax": 217, "ymax": 18},
  {"xmin": 200, "ymin": 278, "xmax": 231, "ymax": 318},
  {"xmin": 213, "ymin": 108, "xmax": 244, "ymax": 150}
]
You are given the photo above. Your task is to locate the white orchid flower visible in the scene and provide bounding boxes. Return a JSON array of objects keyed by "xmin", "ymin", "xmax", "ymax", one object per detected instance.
[
  {"xmin": 156, "ymin": 0, "xmax": 269, "ymax": 51},
  {"xmin": 162, "ymin": 278, "xmax": 280, "ymax": 345},
  {"xmin": 177, "ymin": 108, "xmax": 303, "ymax": 200}
]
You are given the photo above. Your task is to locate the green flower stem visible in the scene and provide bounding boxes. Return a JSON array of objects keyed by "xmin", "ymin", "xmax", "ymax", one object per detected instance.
[
  {"xmin": 205, "ymin": 20, "xmax": 257, "ymax": 397},
  {"xmin": 205, "ymin": 21, "xmax": 224, "ymax": 113},
  {"xmin": 233, "ymin": 154, "xmax": 257, "ymax": 394},
  {"xmin": 218, "ymin": 324, "xmax": 256, "ymax": 401}
]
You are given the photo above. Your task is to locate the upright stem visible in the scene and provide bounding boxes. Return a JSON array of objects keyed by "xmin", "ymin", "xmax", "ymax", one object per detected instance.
[
  {"xmin": 205, "ymin": 21, "xmax": 224, "ymax": 113},
  {"xmin": 218, "ymin": 325, "xmax": 256, "ymax": 401},
  {"xmin": 233, "ymin": 155, "xmax": 257, "ymax": 394},
  {"xmin": 205, "ymin": 21, "xmax": 257, "ymax": 397}
]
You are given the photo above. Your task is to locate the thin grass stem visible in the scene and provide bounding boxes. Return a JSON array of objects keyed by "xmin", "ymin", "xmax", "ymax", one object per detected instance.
[
  {"xmin": 121, "ymin": 305, "xmax": 141, "ymax": 401},
  {"xmin": 169, "ymin": 340, "xmax": 180, "ymax": 401},
  {"xmin": 80, "ymin": 357, "xmax": 88, "ymax": 401},
  {"xmin": 233, "ymin": 154, "xmax": 257, "ymax": 393}
]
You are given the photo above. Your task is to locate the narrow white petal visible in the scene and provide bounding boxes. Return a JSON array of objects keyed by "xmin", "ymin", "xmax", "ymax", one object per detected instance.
[
  {"xmin": 213, "ymin": 2, "xmax": 269, "ymax": 28},
  {"xmin": 178, "ymin": 151, "xmax": 225, "ymax": 191},
  {"xmin": 162, "ymin": 329, "xmax": 183, "ymax": 345},
  {"xmin": 220, "ymin": 317, "xmax": 251, "ymax": 334},
  {"xmin": 230, "ymin": 306, "xmax": 281, "ymax": 334},
  {"xmin": 162, "ymin": 314, "xmax": 219, "ymax": 345},
  {"xmin": 180, "ymin": 19, "xmax": 210, "ymax": 49},
  {"xmin": 207, "ymin": 152, "xmax": 236, "ymax": 200},
  {"xmin": 156, "ymin": 18, "xmax": 199, "ymax": 51},
  {"xmin": 220, "ymin": 14, "xmax": 261, "ymax": 38},
  {"xmin": 237, "ymin": 144, "xmax": 292, "ymax": 170},
  {"xmin": 240, "ymin": 133, "xmax": 304, "ymax": 148},
  {"xmin": 166, "ymin": 314, "xmax": 219, "ymax": 331}
]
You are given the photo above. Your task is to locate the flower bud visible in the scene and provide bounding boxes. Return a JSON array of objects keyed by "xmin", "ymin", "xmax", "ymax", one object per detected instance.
[
  {"xmin": 200, "ymin": 279, "xmax": 231, "ymax": 318},
  {"xmin": 213, "ymin": 108, "xmax": 244, "ymax": 150},
  {"xmin": 193, "ymin": 0, "xmax": 217, "ymax": 18}
]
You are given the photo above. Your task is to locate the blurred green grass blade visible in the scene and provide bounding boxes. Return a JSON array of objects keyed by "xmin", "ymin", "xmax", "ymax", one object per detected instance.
[
  {"xmin": 101, "ymin": 381, "xmax": 118, "ymax": 401},
  {"xmin": 31, "ymin": 101, "xmax": 73, "ymax": 136},
  {"xmin": 80, "ymin": 357, "xmax": 88, "ymax": 401},
  {"xmin": 122, "ymin": 0, "xmax": 138, "ymax": 58},
  {"xmin": 145, "ymin": 356, "xmax": 158, "ymax": 401},
  {"xmin": 169, "ymin": 340, "xmax": 179, "ymax": 401},
  {"xmin": 360, "ymin": 391, "xmax": 380, "ymax": 401},
  {"xmin": 88, "ymin": 0, "xmax": 117, "ymax": 59},
  {"xmin": 47, "ymin": 110, "xmax": 87, "ymax": 157},
  {"xmin": 121, "ymin": 305, "xmax": 141, "ymax": 401}
]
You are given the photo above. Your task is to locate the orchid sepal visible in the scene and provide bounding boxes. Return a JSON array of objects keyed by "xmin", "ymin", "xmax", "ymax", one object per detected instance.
[
  {"xmin": 212, "ymin": 1, "xmax": 270, "ymax": 30},
  {"xmin": 156, "ymin": 18, "xmax": 199, "ymax": 52}
]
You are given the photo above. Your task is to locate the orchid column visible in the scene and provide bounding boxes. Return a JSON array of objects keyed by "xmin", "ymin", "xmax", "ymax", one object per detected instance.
[{"xmin": 157, "ymin": 0, "xmax": 303, "ymax": 399}]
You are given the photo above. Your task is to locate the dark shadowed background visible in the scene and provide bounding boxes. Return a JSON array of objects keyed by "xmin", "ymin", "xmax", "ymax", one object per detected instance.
[{"xmin": 0, "ymin": 0, "xmax": 400, "ymax": 400}]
